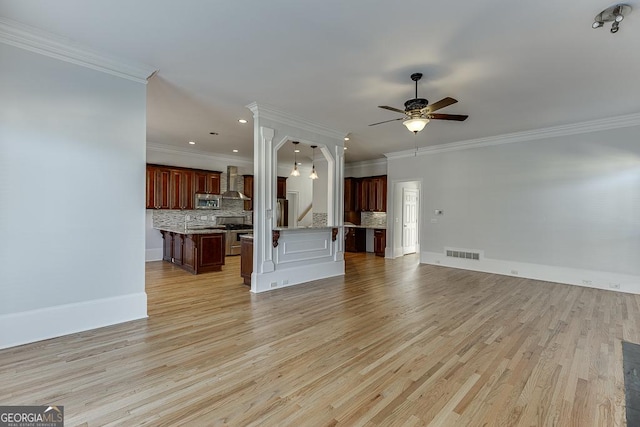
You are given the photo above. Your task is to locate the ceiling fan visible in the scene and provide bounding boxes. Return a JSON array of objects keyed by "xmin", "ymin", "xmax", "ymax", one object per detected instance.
[{"xmin": 370, "ymin": 73, "xmax": 468, "ymax": 134}]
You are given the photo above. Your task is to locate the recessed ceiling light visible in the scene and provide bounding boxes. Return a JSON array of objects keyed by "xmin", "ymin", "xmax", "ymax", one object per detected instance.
[
  {"xmin": 233, "ymin": 149, "xmax": 239, "ymax": 153},
  {"xmin": 344, "ymin": 147, "xmax": 347, "ymax": 150},
  {"xmin": 238, "ymin": 119, "xmax": 248, "ymax": 124},
  {"xmin": 188, "ymin": 141, "xmax": 196, "ymax": 145},
  {"xmin": 294, "ymin": 149, "xmax": 300, "ymax": 153},
  {"xmin": 344, "ymin": 137, "xmax": 350, "ymax": 141},
  {"xmin": 297, "ymin": 162, "xmax": 302, "ymax": 166}
]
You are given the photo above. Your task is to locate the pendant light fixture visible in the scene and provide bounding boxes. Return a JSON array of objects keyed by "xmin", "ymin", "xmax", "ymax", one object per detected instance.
[
  {"xmin": 290, "ymin": 141, "xmax": 300, "ymax": 177},
  {"xmin": 309, "ymin": 145, "xmax": 319, "ymax": 180}
]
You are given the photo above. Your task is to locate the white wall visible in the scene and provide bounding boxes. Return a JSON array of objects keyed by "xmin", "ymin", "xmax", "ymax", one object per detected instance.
[
  {"xmin": 0, "ymin": 43, "xmax": 148, "ymax": 348},
  {"xmin": 387, "ymin": 123, "xmax": 640, "ymax": 293},
  {"xmin": 345, "ymin": 158, "xmax": 387, "ymax": 177}
]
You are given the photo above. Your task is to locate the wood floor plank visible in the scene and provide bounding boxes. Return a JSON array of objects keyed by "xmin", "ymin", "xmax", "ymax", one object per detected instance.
[{"xmin": 0, "ymin": 253, "xmax": 637, "ymax": 426}]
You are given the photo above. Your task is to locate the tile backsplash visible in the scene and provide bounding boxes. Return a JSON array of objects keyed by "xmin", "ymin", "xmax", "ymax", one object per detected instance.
[
  {"xmin": 312, "ymin": 213, "xmax": 328, "ymax": 227},
  {"xmin": 360, "ymin": 211, "xmax": 387, "ymax": 227},
  {"xmin": 153, "ymin": 199, "xmax": 250, "ymax": 229}
]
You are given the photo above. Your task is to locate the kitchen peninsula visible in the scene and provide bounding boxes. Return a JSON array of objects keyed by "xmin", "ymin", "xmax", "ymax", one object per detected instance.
[{"xmin": 157, "ymin": 227, "xmax": 225, "ymax": 274}]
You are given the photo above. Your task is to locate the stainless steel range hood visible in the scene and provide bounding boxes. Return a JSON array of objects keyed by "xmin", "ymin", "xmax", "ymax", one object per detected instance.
[{"xmin": 222, "ymin": 166, "xmax": 250, "ymax": 200}]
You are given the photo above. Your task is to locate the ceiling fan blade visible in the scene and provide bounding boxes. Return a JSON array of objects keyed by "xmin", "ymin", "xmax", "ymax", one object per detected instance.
[
  {"xmin": 428, "ymin": 113, "xmax": 468, "ymax": 121},
  {"xmin": 378, "ymin": 105, "xmax": 406, "ymax": 114},
  {"xmin": 368, "ymin": 117, "xmax": 405, "ymax": 126},
  {"xmin": 426, "ymin": 97, "xmax": 458, "ymax": 113}
]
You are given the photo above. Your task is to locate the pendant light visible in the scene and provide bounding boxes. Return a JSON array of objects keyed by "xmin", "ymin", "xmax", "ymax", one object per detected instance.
[
  {"xmin": 309, "ymin": 145, "xmax": 319, "ymax": 180},
  {"xmin": 290, "ymin": 141, "xmax": 300, "ymax": 177}
]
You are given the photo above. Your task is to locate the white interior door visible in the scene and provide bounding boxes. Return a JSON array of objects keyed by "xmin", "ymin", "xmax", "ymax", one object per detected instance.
[{"xmin": 402, "ymin": 188, "xmax": 418, "ymax": 254}]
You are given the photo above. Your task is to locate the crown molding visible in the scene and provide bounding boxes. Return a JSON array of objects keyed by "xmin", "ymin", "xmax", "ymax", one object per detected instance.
[
  {"xmin": 147, "ymin": 143, "xmax": 254, "ymax": 167},
  {"xmin": 246, "ymin": 102, "xmax": 346, "ymax": 142},
  {"xmin": 385, "ymin": 112, "xmax": 640, "ymax": 160},
  {"xmin": 0, "ymin": 17, "xmax": 157, "ymax": 84},
  {"xmin": 345, "ymin": 158, "xmax": 388, "ymax": 169}
]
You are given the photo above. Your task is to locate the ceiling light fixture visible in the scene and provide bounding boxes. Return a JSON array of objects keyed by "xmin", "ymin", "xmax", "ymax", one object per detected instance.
[
  {"xmin": 403, "ymin": 117, "xmax": 430, "ymax": 134},
  {"xmin": 592, "ymin": 4, "xmax": 631, "ymax": 33},
  {"xmin": 309, "ymin": 145, "xmax": 319, "ymax": 180},
  {"xmin": 232, "ymin": 149, "xmax": 238, "ymax": 153},
  {"xmin": 344, "ymin": 137, "xmax": 350, "ymax": 141},
  {"xmin": 238, "ymin": 119, "xmax": 248, "ymax": 124},
  {"xmin": 290, "ymin": 141, "xmax": 301, "ymax": 177},
  {"xmin": 188, "ymin": 141, "xmax": 196, "ymax": 145}
]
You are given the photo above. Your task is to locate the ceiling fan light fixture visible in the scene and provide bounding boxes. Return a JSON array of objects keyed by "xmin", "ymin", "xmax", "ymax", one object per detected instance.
[
  {"xmin": 403, "ymin": 118, "xmax": 430, "ymax": 134},
  {"xmin": 592, "ymin": 20, "xmax": 604, "ymax": 28}
]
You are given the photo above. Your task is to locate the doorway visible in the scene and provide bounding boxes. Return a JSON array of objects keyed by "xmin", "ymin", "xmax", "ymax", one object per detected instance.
[{"xmin": 402, "ymin": 188, "xmax": 419, "ymax": 254}]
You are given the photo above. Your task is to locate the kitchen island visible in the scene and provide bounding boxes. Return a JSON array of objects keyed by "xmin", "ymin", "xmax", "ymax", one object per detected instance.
[{"xmin": 157, "ymin": 226, "xmax": 225, "ymax": 274}]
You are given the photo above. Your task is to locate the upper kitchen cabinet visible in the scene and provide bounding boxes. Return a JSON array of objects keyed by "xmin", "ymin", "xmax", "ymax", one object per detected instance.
[
  {"xmin": 369, "ymin": 175, "xmax": 387, "ymax": 212},
  {"xmin": 146, "ymin": 165, "xmax": 171, "ymax": 209},
  {"xmin": 169, "ymin": 168, "xmax": 194, "ymax": 210},
  {"xmin": 147, "ymin": 164, "xmax": 221, "ymax": 210},
  {"xmin": 194, "ymin": 171, "xmax": 221, "ymax": 195},
  {"xmin": 349, "ymin": 175, "xmax": 387, "ymax": 213},
  {"xmin": 277, "ymin": 177, "xmax": 287, "ymax": 199},
  {"xmin": 344, "ymin": 177, "xmax": 357, "ymax": 212},
  {"xmin": 243, "ymin": 175, "xmax": 254, "ymax": 211}
]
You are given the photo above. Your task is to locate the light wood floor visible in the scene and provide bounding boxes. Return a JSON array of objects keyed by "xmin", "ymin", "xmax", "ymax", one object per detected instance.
[{"xmin": 1, "ymin": 254, "xmax": 638, "ymax": 426}]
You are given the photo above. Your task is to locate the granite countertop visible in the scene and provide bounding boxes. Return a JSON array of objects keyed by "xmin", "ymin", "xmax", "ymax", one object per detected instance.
[
  {"xmin": 154, "ymin": 226, "xmax": 226, "ymax": 234},
  {"xmin": 273, "ymin": 225, "xmax": 338, "ymax": 231},
  {"xmin": 344, "ymin": 223, "xmax": 387, "ymax": 230}
]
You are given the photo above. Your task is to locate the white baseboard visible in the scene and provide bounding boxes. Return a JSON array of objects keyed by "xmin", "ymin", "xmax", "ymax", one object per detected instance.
[
  {"xmin": 421, "ymin": 251, "xmax": 640, "ymax": 294},
  {"xmin": 252, "ymin": 260, "xmax": 345, "ymax": 293},
  {"xmin": 0, "ymin": 292, "xmax": 148, "ymax": 350},
  {"xmin": 146, "ymin": 248, "xmax": 163, "ymax": 262}
]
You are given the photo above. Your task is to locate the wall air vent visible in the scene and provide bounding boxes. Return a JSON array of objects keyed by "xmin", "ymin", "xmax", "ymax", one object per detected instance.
[{"xmin": 446, "ymin": 249, "xmax": 480, "ymax": 260}]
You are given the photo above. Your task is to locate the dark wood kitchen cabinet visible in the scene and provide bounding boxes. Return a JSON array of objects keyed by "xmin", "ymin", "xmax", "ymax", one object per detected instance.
[
  {"xmin": 344, "ymin": 178, "xmax": 356, "ymax": 212},
  {"xmin": 147, "ymin": 164, "xmax": 221, "ymax": 210},
  {"xmin": 369, "ymin": 175, "xmax": 387, "ymax": 212},
  {"xmin": 344, "ymin": 227, "xmax": 366, "ymax": 252},
  {"xmin": 194, "ymin": 171, "xmax": 221, "ymax": 195},
  {"xmin": 169, "ymin": 169, "xmax": 194, "ymax": 210},
  {"xmin": 355, "ymin": 175, "xmax": 387, "ymax": 212},
  {"xmin": 374, "ymin": 229, "xmax": 386, "ymax": 257},
  {"xmin": 243, "ymin": 175, "xmax": 254, "ymax": 211},
  {"xmin": 160, "ymin": 230, "xmax": 225, "ymax": 274},
  {"xmin": 240, "ymin": 235, "xmax": 253, "ymax": 286},
  {"xmin": 146, "ymin": 165, "xmax": 171, "ymax": 209},
  {"xmin": 277, "ymin": 176, "xmax": 287, "ymax": 199}
]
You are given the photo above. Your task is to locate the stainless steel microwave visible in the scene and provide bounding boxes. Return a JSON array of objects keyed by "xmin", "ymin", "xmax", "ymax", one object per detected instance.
[{"xmin": 195, "ymin": 193, "xmax": 221, "ymax": 209}]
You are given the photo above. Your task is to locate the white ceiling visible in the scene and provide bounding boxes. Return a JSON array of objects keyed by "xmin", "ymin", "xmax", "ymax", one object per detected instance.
[{"xmin": 2, "ymin": 0, "xmax": 639, "ymax": 163}]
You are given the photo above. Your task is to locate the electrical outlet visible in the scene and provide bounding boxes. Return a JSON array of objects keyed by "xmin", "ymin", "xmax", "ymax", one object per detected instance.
[
  {"xmin": 185, "ymin": 215, "xmax": 191, "ymax": 221},
  {"xmin": 609, "ymin": 283, "xmax": 621, "ymax": 289},
  {"xmin": 582, "ymin": 280, "xmax": 593, "ymax": 286},
  {"xmin": 435, "ymin": 260, "xmax": 440, "ymax": 264},
  {"xmin": 200, "ymin": 216, "xmax": 207, "ymax": 220},
  {"xmin": 511, "ymin": 270, "xmax": 519, "ymax": 275},
  {"xmin": 270, "ymin": 282, "xmax": 278, "ymax": 288},
  {"xmin": 283, "ymin": 279, "xmax": 288, "ymax": 285}
]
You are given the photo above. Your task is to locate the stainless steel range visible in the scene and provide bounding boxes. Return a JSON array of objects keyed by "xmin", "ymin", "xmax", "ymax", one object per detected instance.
[{"xmin": 216, "ymin": 216, "xmax": 253, "ymax": 256}]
